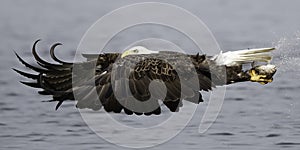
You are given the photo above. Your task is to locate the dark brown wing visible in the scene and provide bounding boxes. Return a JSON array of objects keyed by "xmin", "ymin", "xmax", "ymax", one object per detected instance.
[{"xmin": 14, "ymin": 40, "xmax": 119, "ymax": 110}]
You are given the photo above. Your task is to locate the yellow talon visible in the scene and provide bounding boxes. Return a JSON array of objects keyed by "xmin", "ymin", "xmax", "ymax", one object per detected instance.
[
  {"xmin": 249, "ymin": 69, "xmax": 273, "ymax": 84},
  {"xmin": 250, "ymin": 69, "xmax": 266, "ymax": 81}
]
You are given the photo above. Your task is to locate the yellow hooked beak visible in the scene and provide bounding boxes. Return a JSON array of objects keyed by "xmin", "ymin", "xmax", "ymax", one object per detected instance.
[{"xmin": 121, "ymin": 50, "xmax": 131, "ymax": 58}]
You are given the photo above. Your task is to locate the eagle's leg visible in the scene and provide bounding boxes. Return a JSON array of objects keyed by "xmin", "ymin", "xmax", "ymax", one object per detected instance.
[
  {"xmin": 249, "ymin": 69, "xmax": 273, "ymax": 85},
  {"xmin": 225, "ymin": 64, "xmax": 276, "ymax": 85}
]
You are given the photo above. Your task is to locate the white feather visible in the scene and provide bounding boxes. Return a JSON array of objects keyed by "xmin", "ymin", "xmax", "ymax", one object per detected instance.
[
  {"xmin": 121, "ymin": 46, "xmax": 159, "ymax": 58},
  {"xmin": 212, "ymin": 47, "xmax": 275, "ymax": 66}
]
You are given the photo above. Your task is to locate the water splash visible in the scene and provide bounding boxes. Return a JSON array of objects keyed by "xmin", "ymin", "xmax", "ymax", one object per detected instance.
[{"xmin": 272, "ymin": 32, "xmax": 300, "ymax": 75}]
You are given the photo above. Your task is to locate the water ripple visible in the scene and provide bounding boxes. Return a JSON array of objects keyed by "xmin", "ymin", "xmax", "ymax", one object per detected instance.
[
  {"xmin": 275, "ymin": 142, "xmax": 300, "ymax": 146},
  {"xmin": 0, "ymin": 122, "xmax": 7, "ymax": 126},
  {"xmin": 0, "ymin": 107, "xmax": 17, "ymax": 111},
  {"xmin": 265, "ymin": 133, "xmax": 281, "ymax": 137},
  {"xmin": 5, "ymin": 92, "xmax": 19, "ymax": 97},
  {"xmin": 209, "ymin": 132, "xmax": 235, "ymax": 136},
  {"xmin": 30, "ymin": 138, "xmax": 46, "ymax": 142},
  {"xmin": 0, "ymin": 80, "xmax": 8, "ymax": 85}
]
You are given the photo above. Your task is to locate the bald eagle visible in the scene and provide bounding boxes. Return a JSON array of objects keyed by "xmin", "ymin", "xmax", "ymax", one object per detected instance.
[{"xmin": 14, "ymin": 40, "xmax": 277, "ymax": 115}]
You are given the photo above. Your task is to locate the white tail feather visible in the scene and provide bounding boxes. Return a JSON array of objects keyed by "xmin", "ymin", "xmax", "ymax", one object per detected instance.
[{"xmin": 212, "ymin": 47, "xmax": 275, "ymax": 66}]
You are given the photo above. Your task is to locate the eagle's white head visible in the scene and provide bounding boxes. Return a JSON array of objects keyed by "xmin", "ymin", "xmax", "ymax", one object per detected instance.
[{"xmin": 121, "ymin": 46, "xmax": 159, "ymax": 58}]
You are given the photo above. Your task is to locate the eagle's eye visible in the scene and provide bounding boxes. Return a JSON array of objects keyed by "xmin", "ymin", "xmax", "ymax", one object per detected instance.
[{"xmin": 133, "ymin": 49, "xmax": 138, "ymax": 53}]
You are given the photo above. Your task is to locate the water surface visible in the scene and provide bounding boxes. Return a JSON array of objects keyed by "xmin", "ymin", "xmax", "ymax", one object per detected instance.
[{"xmin": 1, "ymin": 0, "xmax": 300, "ymax": 149}]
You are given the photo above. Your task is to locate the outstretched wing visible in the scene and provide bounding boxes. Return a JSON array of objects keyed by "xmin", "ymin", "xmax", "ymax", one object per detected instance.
[{"xmin": 14, "ymin": 40, "xmax": 119, "ymax": 110}]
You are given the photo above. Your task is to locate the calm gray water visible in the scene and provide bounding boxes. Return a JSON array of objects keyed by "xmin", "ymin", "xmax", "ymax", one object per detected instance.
[{"xmin": 1, "ymin": 0, "xmax": 300, "ymax": 150}]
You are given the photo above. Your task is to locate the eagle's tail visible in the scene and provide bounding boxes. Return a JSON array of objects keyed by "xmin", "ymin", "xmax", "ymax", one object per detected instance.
[{"xmin": 212, "ymin": 47, "xmax": 275, "ymax": 66}]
